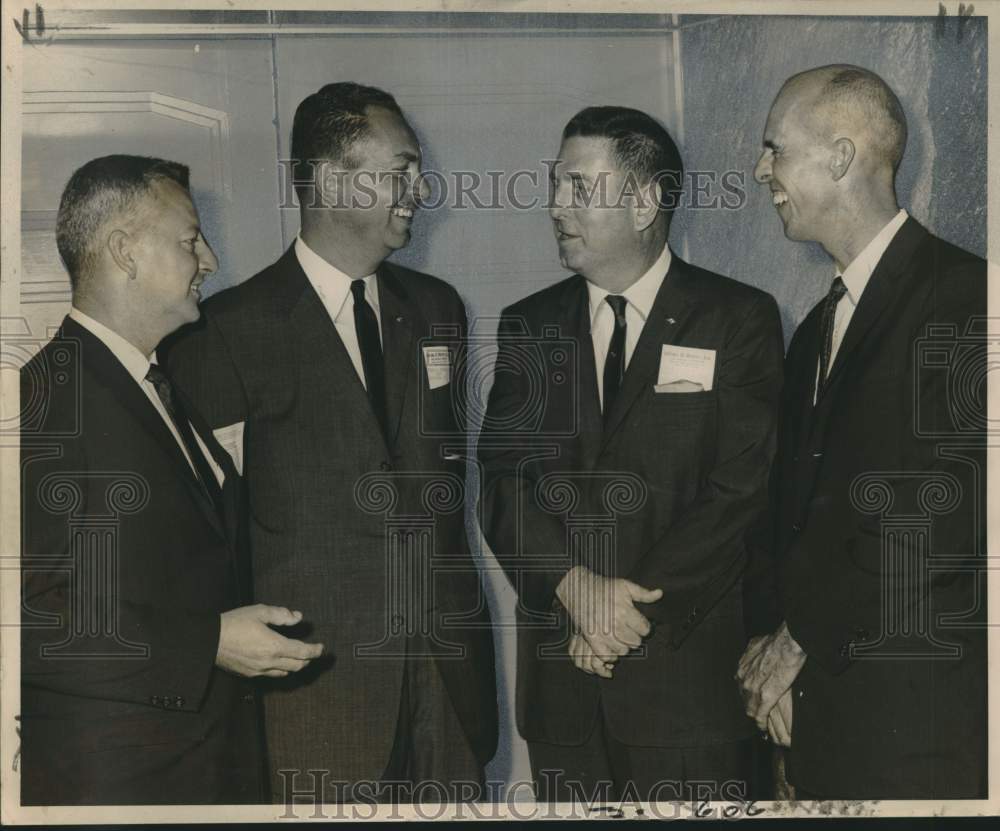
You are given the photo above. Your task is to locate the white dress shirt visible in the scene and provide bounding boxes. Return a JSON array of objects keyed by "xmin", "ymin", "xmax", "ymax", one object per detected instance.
[
  {"xmin": 295, "ymin": 234, "xmax": 382, "ymax": 390},
  {"xmin": 587, "ymin": 244, "xmax": 672, "ymax": 410},
  {"xmin": 69, "ymin": 307, "xmax": 224, "ymax": 486},
  {"xmin": 814, "ymin": 209, "xmax": 908, "ymax": 402}
]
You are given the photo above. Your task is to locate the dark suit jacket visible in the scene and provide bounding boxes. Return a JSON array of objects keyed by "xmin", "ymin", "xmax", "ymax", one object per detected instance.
[
  {"xmin": 163, "ymin": 247, "xmax": 498, "ymax": 790},
  {"xmin": 745, "ymin": 218, "xmax": 987, "ymax": 798},
  {"xmin": 20, "ymin": 317, "xmax": 263, "ymax": 805},
  {"xmin": 478, "ymin": 254, "xmax": 784, "ymax": 748}
]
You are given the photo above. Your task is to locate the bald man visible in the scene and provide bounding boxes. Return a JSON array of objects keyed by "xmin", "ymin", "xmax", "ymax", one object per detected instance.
[{"xmin": 737, "ymin": 65, "xmax": 986, "ymax": 798}]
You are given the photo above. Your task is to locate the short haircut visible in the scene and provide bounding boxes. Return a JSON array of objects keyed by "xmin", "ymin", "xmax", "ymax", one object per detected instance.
[
  {"xmin": 562, "ymin": 106, "xmax": 684, "ymax": 215},
  {"xmin": 56, "ymin": 155, "xmax": 190, "ymax": 289},
  {"xmin": 802, "ymin": 65, "xmax": 908, "ymax": 172},
  {"xmin": 290, "ymin": 82, "xmax": 404, "ymax": 202}
]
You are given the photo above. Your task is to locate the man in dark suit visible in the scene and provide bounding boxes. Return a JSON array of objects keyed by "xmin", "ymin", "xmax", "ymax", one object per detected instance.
[
  {"xmin": 738, "ymin": 64, "xmax": 987, "ymax": 799},
  {"xmin": 20, "ymin": 155, "xmax": 322, "ymax": 805},
  {"xmin": 164, "ymin": 83, "xmax": 498, "ymax": 803},
  {"xmin": 478, "ymin": 106, "xmax": 784, "ymax": 803}
]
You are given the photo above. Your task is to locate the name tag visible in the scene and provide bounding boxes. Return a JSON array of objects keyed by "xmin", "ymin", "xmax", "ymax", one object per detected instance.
[
  {"xmin": 213, "ymin": 421, "xmax": 245, "ymax": 475},
  {"xmin": 657, "ymin": 345, "xmax": 716, "ymax": 391},
  {"xmin": 423, "ymin": 346, "xmax": 452, "ymax": 390}
]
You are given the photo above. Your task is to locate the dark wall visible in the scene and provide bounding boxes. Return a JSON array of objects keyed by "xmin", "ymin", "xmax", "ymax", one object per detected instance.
[{"xmin": 672, "ymin": 14, "xmax": 987, "ymax": 341}]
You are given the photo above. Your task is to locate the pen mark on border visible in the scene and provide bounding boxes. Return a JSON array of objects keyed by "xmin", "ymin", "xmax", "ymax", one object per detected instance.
[
  {"xmin": 13, "ymin": 4, "xmax": 51, "ymax": 46},
  {"xmin": 937, "ymin": 2, "xmax": 977, "ymax": 42}
]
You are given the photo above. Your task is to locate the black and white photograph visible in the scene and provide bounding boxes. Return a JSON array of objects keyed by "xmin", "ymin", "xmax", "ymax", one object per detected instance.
[{"xmin": 0, "ymin": 0, "xmax": 995, "ymax": 822}]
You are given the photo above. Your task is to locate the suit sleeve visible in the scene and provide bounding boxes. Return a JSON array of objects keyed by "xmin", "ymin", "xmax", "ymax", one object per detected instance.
[
  {"xmin": 627, "ymin": 292, "xmax": 784, "ymax": 648},
  {"xmin": 742, "ymin": 324, "xmax": 806, "ymax": 640},
  {"xmin": 20, "ymin": 369, "xmax": 220, "ymax": 712},
  {"xmin": 783, "ymin": 268, "xmax": 986, "ymax": 674},
  {"xmin": 477, "ymin": 311, "xmax": 573, "ymax": 614}
]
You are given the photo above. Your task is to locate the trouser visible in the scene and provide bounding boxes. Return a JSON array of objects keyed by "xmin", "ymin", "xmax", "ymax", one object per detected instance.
[
  {"xmin": 378, "ymin": 649, "xmax": 484, "ymax": 804},
  {"xmin": 528, "ymin": 708, "xmax": 755, "ymax": 804}
]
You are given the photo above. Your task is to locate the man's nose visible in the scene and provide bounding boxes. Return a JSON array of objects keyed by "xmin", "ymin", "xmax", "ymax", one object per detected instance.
[
  {"xmin": 413, "ymin": 170, "xmax": 431, "ymax": 205},
  {"xmin": 200, "ymin": 237, "xmax": 219, "ymax": 273},
  {"xmin": 549, "ymin": 183, "xmax": 569, "ymax": 219},
  {"xmin": 753, "ymin": 153, "xmax": 772, "ymax": 185}
]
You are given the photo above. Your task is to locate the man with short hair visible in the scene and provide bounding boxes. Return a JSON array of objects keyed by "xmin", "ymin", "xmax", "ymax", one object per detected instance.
[
  {"xmin": 165, "ymin": 83, "xmax": 498, "ymax": 802},
  {"xmin": 738, "ymin": 64, "xmax": 987, "ymax": 799},
  {"xmin": 20, "ymin": 154, "xmax": 322, "ymax": 805},
  {"xmin": 479, "ymin": 107, "xmax": 783, "ymax": 802}
]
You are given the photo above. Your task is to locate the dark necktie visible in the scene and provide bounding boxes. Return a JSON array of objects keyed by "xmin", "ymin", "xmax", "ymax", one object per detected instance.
[
  {"xmin": 351, "ymin": 278, "xmax": 387, "ymax": 436},
  {"xmin": 816, "ymin": 276, "xmax": 848, "ymax": 401},
  {"xmin": 145, "ymin": 363, "xmax": 223, "ymax": 514},
  {"xmin": 602, "ymin": 294, "xmax": 628, "ymax": 424}
]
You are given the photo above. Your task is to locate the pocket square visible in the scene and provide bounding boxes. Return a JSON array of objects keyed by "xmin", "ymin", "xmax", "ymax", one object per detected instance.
[{"xmin": 654, "ymin": 380, "xmax": 705, "ymax": 393}]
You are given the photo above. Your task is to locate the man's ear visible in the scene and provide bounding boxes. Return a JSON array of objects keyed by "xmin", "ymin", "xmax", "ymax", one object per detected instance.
[
  {"xmin": 315, "ymin": 161, "xmax": 347, "ymax": 210},
  {"xmin": 107, "ymin": 228, "xmax": 137, "ymax": 280},
  {"xmin": 634, "ymin": 178, "xmax": 662, "ymax": 233},
  {"xmin": 830, "ymin": 137, "xmax": 856, "ymax": 181}
]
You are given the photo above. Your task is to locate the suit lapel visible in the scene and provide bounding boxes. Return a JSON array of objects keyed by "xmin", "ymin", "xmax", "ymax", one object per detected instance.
[
  {"xmin": 182, "ymin": 390, "xmax": 242, "ymax": 547},
  {"xmin": 377, "ymin": 264, "xmax": 415, "ymax": 450},
  {"xmin": 64, "ymin": 318, "xmax": 226, "ymax": 539},
  {"xmin": 560, "ymin": 277, "xmax": 603, "ymax": 468},
  {"xmin": 818, "ymin": 217, "xmax": 925, "ymax": 404},
  {"xmin": 283, "ymin": 249, "xmax": 390, "ymax": 451},
  {"xmin": 600, "ymin": 256, "xmax": 695, "ymax": 452}
]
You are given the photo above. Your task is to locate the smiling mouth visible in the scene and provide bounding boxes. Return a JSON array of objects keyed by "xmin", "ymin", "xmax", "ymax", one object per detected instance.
[
  {"xmin": 391, "ymin": 205, "xmax": 414, "ymax": 220},
  {"xmin": 772, "ymin": 190, "xmax": 789, "ymax": 207},
  {"xmin": 555, "ymin": 228, "xmax": 579, "ymax": 241}
]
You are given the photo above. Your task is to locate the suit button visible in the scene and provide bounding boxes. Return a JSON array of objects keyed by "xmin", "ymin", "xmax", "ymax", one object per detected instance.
[
  {"xmin": 791, "ymin": 523, "xmax": 802, "ymax": 533},
  {"xmin": 150, "ymin": 695, "xmax": 161, "ymax": 706},
  {"xmin": 175, "ymin": 696, "xmax": 185, "ymax": 708},
  {"xmin": 380, "ymin": 461, "xmax": 393, "ymax": 472}
]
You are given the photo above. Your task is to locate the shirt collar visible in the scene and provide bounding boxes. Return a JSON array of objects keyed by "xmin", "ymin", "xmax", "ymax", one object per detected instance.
[
  {"xmin": 837, "ymin": 209, "xmax": 908, "ymax": 304},
  {"xmin": 68, "ymin": 306, "xmax": 153, "ymax": 386},
  {"xmin": 586, "ymin": 244, "xmax": 672, "ymax": 324},
  {"xmin": 295, "ymin": 234, "xmax": 377, "ymax": 317}
]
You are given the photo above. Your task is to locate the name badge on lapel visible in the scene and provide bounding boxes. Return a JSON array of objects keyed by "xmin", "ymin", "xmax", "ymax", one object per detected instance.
[
  {"xmin": 423, "ymin": 345, "xmax": 452, "ymax": 390},
  {"xmin": 212, "ymin": 421, "xmax": 245, "ymax": 475},
  {"xmin": 656, "ymin": 345, "xmax": 716, "ymax": 392}
]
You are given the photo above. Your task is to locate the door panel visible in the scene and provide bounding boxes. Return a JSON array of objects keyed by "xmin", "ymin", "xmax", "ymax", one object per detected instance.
[{"xmin": 20, "ymin": 39, "xmax": 282, "ymax": 352}]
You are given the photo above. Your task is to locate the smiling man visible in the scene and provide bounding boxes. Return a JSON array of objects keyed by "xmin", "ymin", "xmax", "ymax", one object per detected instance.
[
  {"xmin": 20, "ymin": 155, "xmax": 322, "ymax": 805},
  {"xmin": 738, "ymin": 65, "xmax": 987, "ymax": 799},
  {"xmin": 163, "ymin": 83, "xmax": 497, "ymax": 804},
  {"xmin": 478, "ymin": 107, "xmax": 783, "ymax": 803}
]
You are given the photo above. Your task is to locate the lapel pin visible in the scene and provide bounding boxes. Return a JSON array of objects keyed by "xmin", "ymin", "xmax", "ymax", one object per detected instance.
[
  {"xmin": 666, "ymin": 317, "xmax": 676, "ymax": 325},
  {"xmin": 395, "ymin": 315, "xmax": 404, "ymax": 323}
]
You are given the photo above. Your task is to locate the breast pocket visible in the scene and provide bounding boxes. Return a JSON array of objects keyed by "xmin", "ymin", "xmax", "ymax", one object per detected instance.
[{"xmin": 646, "ymin": 389, "xmax": 717, "ymax": 430}]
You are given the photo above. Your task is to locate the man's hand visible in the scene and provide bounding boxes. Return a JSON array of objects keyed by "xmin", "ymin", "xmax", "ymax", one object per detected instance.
[
  {"xmin": 556, "ymin": 566, "xmax": 663, "ymax": 664},
  {"xmin": 767, "ymin": 688, "xmax": 793, "ymax": 747},
  {"xmin": 216, "ymin": 604, "xmax": 324, "ymax": 678},
  {"xmin": 568, "ymin": 630, "xmax": 614, "ymax": 679},
  {"xmin": 736, "ymin": 620, "xmax": 806, "ymax": 731}
]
